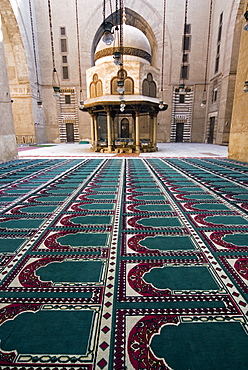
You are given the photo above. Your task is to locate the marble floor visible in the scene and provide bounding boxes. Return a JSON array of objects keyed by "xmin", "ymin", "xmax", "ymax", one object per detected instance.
[{"xmin": 18, "ymin": 142, "xmax": 228, "ymax": 158}]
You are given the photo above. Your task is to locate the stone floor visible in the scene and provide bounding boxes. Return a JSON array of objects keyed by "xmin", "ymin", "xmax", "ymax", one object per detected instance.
[{"xmin": 18, "ymin": 142, "xmax": 228, "ymax": 158}]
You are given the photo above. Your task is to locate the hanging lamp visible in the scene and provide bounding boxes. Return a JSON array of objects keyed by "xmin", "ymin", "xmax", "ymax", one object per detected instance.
[
  {"xmin": 52, "ymin": 68, "xmax": 61, "ymax": 98},
  {"xmin": 102, "ymin": 22, "xmax": 115, "ymax": 45},
  {"xmin": 75, "ymin": 0, "xmax": 85, "ymax": 110},
  {"xmin": 120, "ymin": 99, "xmax": 126, "ymax": 112},
  {"xmin": 117, "ymin": 79, "xmax": 125, "ymax": 94},
  {"xmin": 201, "ymin": 0, "xmax": 212, "ymax": 108},
  {"xmin": 101, "ymin": 0, "xmax": 114, "ymax": 45},
  {"xmin": 178, "ymin": 0, "xmax": 188, "ymax": 94},
  {"xmin": 48, "ymin": 0, "xmax": 61, "ymax": 97},
  {"xmin": 29, "ymin": 0, "xmax": 43, "ymax": 107},
  {"xmin": 159, "ymin": 0, "xmax": 166, "ymax": 109},
  {"xmin": 113, "ymin": 51, "xmax": 122, "ymax": 65},
  {"xmin": 117, "ymin": 0, "xmax": 125, "ymax": 109}
]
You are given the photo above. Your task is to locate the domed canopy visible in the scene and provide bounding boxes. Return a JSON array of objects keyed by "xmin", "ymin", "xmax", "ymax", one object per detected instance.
[{"xmin": 95, "ymin": 24, "xmax": 152, "ymax": 64}]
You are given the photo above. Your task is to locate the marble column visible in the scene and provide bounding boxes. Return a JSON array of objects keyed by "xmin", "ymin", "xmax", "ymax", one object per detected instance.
[
  {"xmin": 94, "ymin": 114, "xmax": 98, "ymax": 149},
  {"xmin": 153, "ymin": 113, "xmax": 158, "ymax": 149},
  {"xmin": 111, "ymin": 112, "xmax": 116, "ymax": 149},
  {"xmin": 135, "ymin": 110, "xmax": 140, "ymax": 153},
  {"xmin": 149, "ymin": 113, "xmax": 154, "ymax": 146},
  {"xmin": 106, "ymin": 108, "xmax": 112, "ymax": 152},
  {"xmin": 90, "ymin": 113, "xmax": 95, "ymax": 150}
]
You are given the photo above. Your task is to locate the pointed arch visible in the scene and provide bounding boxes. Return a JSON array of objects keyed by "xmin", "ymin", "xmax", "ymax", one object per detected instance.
[{"xmin": 1, "ymin": 0, "xmax": 36, "ymax": 144}]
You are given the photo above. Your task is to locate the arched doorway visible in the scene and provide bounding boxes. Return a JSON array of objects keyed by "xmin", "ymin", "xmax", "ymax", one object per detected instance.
[{"xmin": 121, "ymin": 118, "xmax": 130, "ymax": 138}]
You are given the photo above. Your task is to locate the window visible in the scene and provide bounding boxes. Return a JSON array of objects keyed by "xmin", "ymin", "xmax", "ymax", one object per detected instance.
[
  {"xmin": 96, "ymin": 80, "xmax": 103, "ymax": 96},
  {"xmin": 184, "ymin": 24, "xmax": 191, "ymax": 34},
  {"xmin": 149, "ymin": 81, "xmax": 156, "ymax": 97},
  {"xmin": 142, "ymin": 73, "xmax": 157, "ymax": 97},
  {"xmin": 60, "ymin": 27, "xmax": 66, "ymax": 36},
  {"xmin": 181, "ymin": 65, "xmax": 189, "ymax": 80},
  {"xmin": 179, "ymin": 94, "xmax": 185, "ymax": 103},
  {"xmin": 124, "ymin": 78, "xmax": 134, "ymax": 95},
  {"xmin": 60, "ymin": 27, "xmax": 65, "ymax": 36},
  {"xmin": 90, "ymin": 83, "xmax": 96, "ymax": 98},
  {"xmin": 219, "ymin": 12, "xmax": 223, "ymax": 25},
  {"xmin": 111, "ymin": 70, "xmax": 134, "ymax": 95},
  {"xmin": 65, "ymin": 95, "xmax": 71, "ymax": 104},
  {"xmin": 183, "ymin": 36, "xmax": 191, "ymax": 51},
  {"xmin": 62, "ymin": 66, "xmax": 69, "ymax": 80},
  {"xmin": 215, "ymin": 56, "xmax": 219, "ymax": 74},
  {"xmin": 182, "ymin": 53, "xmax": 188, "ymax": 63},
  {"xmin": 142, "ymin": 80, "xmax": 149, "ymax": 96},
  {"xmin": 90, "ymin": 74, "xmax": 103, "ymax": 97},
  {"xmin": 211, "ymin": 81, "xmax": 218, "ymax": 104},
  {"xmin": 213, "ymin": 88, "xmax": 218, "ymax": 102},
  {"xmin": 215, "ymin": 12, "xmax": 223, "ymax": 73},
  {"xmin": 217, "ymin": 24, "xmax": 222, "ymax": 43},
  {"xmin": 60, "ymin": 39, "xmax": 67, "ymax": 53},
  {"xmin": 62, "ymin": 55, "xmax": 67, "ymax": 64}
]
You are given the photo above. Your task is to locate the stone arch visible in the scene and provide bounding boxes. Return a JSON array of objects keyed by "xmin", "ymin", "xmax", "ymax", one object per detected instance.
[
  {"xmin": 90, "ymin": 2, "xmax": 162, "ymax": 68},
  {"xmin": 0, "ymin": 0, "xmax": 36, "ymax": 144}
]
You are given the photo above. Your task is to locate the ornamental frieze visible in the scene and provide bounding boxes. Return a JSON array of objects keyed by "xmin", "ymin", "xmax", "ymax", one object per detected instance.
[{"xmin": 94, "ymin": 47, "xmax": 152, "ymax": 63}]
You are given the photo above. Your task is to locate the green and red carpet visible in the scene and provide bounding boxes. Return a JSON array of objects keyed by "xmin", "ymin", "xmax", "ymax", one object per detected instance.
[{"xmin": 0, "ymin": 157, "xmax": 247, "ymax": 369}]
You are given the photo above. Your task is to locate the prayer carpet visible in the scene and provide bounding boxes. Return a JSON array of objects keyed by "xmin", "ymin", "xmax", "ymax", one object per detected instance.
[{"xmin": 0, "ymin": 157, "xmax": 247, "ymax": 369}]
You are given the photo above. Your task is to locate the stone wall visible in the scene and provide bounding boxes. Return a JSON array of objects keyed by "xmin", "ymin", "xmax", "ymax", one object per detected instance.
[
  {"xmin": 0, "ymin": 0, "xmax": 246, "ymax": 149},
  {"xmin": 228, "ymin": 0, "xmax": 248, "ymax": 162},
  {"xmin": 0, "ymin": 16, "xmax": 18, "ymax": 162}
]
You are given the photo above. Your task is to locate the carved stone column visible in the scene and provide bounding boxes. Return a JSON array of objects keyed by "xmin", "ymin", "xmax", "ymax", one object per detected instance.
[
  {"xmin": 89, "ymin": 112, "xmax": 95, "ymax": 150},
  {"xmin": 153, "ymin": 112, "xmax": 158, "ymax": 149},
  {"xmin": 149, "ymin": 113, "xmax": 154, "ymax": 146},
  {"xmin": 106, "ymin": 107, "xmax": 112, "ymax": 152},
  {"xmin": 94, "ymin": 114, "xmax": 99, "ymax": 149},
  {"xmin": 111, "ymin": 112, "xmax": 116, "ymax": 148},
  {"xmin": 134, "ymin": 109, "xmax": 140, "ymax": 153}
]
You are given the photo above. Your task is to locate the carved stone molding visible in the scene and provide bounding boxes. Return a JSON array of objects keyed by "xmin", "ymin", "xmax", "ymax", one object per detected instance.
[{"xmin": 95, "ymin": 47, "xmax": 151, "ymax": 63}]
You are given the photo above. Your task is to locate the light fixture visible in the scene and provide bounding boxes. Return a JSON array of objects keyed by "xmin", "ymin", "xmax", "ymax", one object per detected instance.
[
  {"xmin": 53, "ymin": 93, "xmax": 60, "ymax": 99},
  {"xmin": 243, "ymin": 81, "xmax": 248, "ymax": 93},
  {"xmin": 79, "ymin": 101, "xmax": 84, "ymax": 110},
  {"xmin": 244, "ymin": 10, "xmax": 248, "ymax": 31},
  {"xmin": 53, "ymin": 86, "xmax": 60, "ymax": 93},
  {"xmin": 120, "ymin": 100, "xmax": 125, "ymax": 112},
  {"xmin": 179, "ymin": 83, "xmax": 186, "ymax": 94},
  {"xmin": 159, "ymin": 101, "xmax": 165, "ymax": 109},
  {"xmin": 53, "ymin": 86, "xmax": 60, "ymax": 99},
  {"xmin": 101, "ymin": 22, "xmax": 114, "ymax": 45},
  {"xmin": 52, "ymin": 68, "xmax": 60, "ymax": 97},
  {"xmin": 117, "ymin": 80, "xmax": 125, "ymax": 95},
  {"xmin": 113, "ymin": 51, "xmax": 122, "ymax": 66},
  {"xmin": 159, "ymin": 101, "xmax": 168, "ymax": 110},
  {"xmin": 201, "ymin": 100, "xmax": 207, "ymax": 108},
  {"xmin": 37, "ymin": 101, "xmax": 43, "ymax": 108}
]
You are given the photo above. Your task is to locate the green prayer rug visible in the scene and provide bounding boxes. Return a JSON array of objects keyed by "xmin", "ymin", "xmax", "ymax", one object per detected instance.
[{"xmin": 0, "ymin": 157, "xmax": 247, "ymax": 370}]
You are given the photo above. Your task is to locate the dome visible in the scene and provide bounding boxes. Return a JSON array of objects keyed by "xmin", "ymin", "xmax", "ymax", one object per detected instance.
[{"xmin": 94, "ymin": 24, "xmax": 152, "ymax": 65}]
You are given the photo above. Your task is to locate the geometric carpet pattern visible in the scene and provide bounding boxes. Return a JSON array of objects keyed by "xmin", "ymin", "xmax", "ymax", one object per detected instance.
[{"xmin": 0, "ymin": 157, "xmax": 247, "ymax": 369}]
